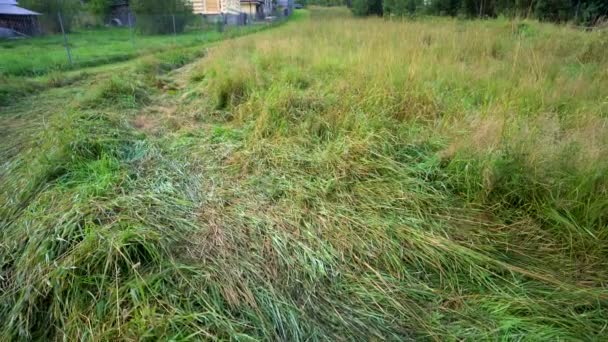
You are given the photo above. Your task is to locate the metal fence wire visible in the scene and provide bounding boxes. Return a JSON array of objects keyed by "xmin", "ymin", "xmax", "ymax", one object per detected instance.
[{"xmin": 0, "ymin": 9, "xmax": 289, "ymax": 77}]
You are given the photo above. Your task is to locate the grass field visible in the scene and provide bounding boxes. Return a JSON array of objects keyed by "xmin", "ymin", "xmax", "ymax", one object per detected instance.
[
  {"xmin": 0, "ymin": 20, "xmax": 279, "ymax": 77},
  {"xmin": 1, "ymin": 7, "xmax": 607, "ymax": 340}
]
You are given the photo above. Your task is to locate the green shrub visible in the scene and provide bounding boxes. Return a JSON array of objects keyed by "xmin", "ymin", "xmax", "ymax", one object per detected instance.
[{"xmin": 351, "ymin": 0, "xmax": 383, "ymax": 16}]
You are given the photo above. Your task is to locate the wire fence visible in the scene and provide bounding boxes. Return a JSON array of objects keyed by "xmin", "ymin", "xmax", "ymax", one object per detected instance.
[{"xmin": 0, "ymin": 9, "xmax": 290, "ymax": 77}]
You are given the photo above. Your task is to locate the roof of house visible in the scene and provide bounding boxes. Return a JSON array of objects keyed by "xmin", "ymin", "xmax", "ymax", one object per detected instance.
[{"xmin": 0, "ymin": 2, "xmax": 41, "ymax": 16}]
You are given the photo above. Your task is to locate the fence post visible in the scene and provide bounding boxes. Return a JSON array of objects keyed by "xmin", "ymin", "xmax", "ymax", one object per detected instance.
[
  {"xmin": 128, "ymin": 11, "xmax": 135, "ymax": 49},
  {"xmin": 57, "ymin": 11, "xmax": 73, "ymax": 66},
  {"xmin": 172, "ymin": 14, "xmax": 177, "ymax": 38},
  {"xmin": 201, "ymin": 15, "xmax": 206, "ymax": 42}
]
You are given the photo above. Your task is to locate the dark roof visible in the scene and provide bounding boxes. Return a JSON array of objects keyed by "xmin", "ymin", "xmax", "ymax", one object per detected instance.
[{"xmin": 0, "ymin": 4, "xmax": 41, "ymax": 15}]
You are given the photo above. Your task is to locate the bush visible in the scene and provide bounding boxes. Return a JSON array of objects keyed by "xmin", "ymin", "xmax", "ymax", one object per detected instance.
[
  {"xmin": 351, "ymin": 0, "xmax": 383, "ymax": 16},
  {"xmin": 86, "ymin": 0, "xmax": 113, "ymax": 16},
  {"xmin": 383, "ymin": 0, "xmax": 420, "ymax": 16}
]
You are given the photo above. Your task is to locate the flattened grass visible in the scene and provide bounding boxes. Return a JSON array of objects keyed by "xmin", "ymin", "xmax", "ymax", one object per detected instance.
[{"xmin": 1, "ymin": 8, "xmax": 607, "ymax": 340}]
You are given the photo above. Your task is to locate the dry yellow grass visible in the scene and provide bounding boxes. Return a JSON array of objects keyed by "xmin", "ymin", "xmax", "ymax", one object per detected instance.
[{"xmin": 191, "ymin": 8, "xmax": 607, "ymax": 169}]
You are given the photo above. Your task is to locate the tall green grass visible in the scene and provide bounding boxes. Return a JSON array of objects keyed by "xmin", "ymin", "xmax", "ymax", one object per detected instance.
[{"xmin": 1, "ymin": 7, "xmax": 607, "ymax": 340}]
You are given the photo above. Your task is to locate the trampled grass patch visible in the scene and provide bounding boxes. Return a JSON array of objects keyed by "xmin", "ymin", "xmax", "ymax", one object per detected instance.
[{"xmin": 1, "ymin": 7, "xmax": 607, "ymax": 340}]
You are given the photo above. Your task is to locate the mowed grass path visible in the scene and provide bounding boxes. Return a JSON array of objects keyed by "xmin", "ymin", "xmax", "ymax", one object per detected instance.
[{"xmin": 1, "ymin": 7, "xmax": 607, "ymax": 340}]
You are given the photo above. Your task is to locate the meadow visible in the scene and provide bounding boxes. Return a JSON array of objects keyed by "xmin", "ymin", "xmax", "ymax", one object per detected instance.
[{"xmin": 1, "ymin": 7, "xmax": 607, "ymax": 340}]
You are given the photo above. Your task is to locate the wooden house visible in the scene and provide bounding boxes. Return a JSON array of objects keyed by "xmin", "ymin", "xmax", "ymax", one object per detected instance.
[
  {"xmin": 241, "ymin": 0, "xmax": 272, "ymax": 20},
  {"xmin": 0, "ymin": 0, "xmax": 40, "ymax": 37},
  {"xmin": 192, "ymin": 0, "xmax": 273, "ymax": 20},
  {"xmin": 192, "ymin": 0, "xmax": 241, "ymax": 16}
]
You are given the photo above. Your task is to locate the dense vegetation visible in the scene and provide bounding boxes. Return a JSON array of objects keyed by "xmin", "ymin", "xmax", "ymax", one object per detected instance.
[
  {"xmin": 20, "ymin": 0, "xmax": 81, "ymax": 32},
  {"xmin": 85, "ymin": 0, "xmax": 118, "ymax": 16},
  {"xmin": 1, "ymin": 7, "xmax": 607, "ymax": 340},
  {"xmin": 350, "ymin": 0, "xmax": 608, "ymax": 25}
]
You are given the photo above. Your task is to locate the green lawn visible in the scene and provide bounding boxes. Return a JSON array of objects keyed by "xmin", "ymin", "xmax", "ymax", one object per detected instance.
[{"xmin": 0, "ymin": 23, "xmax": 273, "ymax": 77}]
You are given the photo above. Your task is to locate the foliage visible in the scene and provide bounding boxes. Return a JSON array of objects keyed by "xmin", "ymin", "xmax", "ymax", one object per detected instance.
[
  {"xmin": 19, "ymin": 0, "xmax": 81, "ymax": 33},
  {"xmin": 86, "ymin": 0, "xmax": 114, "ymax": 16},
  {"xmin": 384, "ymin": 0, "xmax": 421, "ymax": 16},
  {"xmin": 533, "ymin": 0, "xmax": 608, "ymax": 24},
  {"xmin": 352, "ymin": 0, "xmax": 608, "ymax": 25},
  {"xmin": 352, "ymin": 0, "xmax": 383, "ymax": 16}
]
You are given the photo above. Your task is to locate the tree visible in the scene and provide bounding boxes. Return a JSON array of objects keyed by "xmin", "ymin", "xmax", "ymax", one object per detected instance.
[
  {"xmin": 86, "ymin": 0, "xmax": 114, "ymax": 16},
  {"xmin": 461, "ymin": 0, "xmax": 497, "ymax": 17},
  {"xmin": 351, "ymin": 0, "xmax": 383, "ymax": 16},
  {"xmin": 384, "ymin": 0, "xmax": 407, "ymax": 16},
  {"xmin": 534, "ymin": 0, "xmax": 572, "ymax": 22},
  {"xmin": 354, "ymin": 0, "xmax": 607, "ymax": 26},
  {"xmin": 406, "ymin": 0, "xmax": 418, "ymax": 14},
  {"xmin": 130, "ymin": 0, "xmax": 194, "ymax": 35},
  {"xmin": 573, "ymin": 0, "xmax": 607, "ymax": 25},
  {"xmin": 20, "ymin": 0, "xmax": 81, "ymax": 33}
]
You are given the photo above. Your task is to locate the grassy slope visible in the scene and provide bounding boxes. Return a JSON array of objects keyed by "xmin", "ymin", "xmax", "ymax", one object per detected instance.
[{"xmin": 1, "ymin": 8, "xmax": 607, "ymax": 340}]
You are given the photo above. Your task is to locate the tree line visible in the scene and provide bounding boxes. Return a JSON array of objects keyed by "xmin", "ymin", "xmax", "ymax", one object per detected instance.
[{"xmin": 340, "ymin": 0, "xmax": 607, "ymax": 26}]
